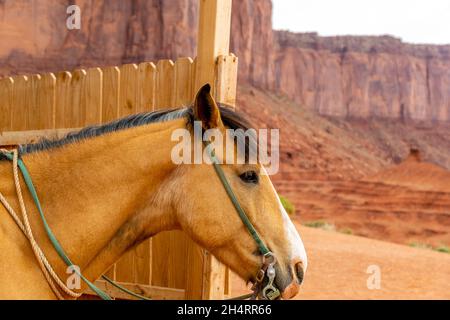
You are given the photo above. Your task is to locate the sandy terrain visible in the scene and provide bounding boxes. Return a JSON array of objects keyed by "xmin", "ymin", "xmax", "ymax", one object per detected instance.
[
  {"xmin": 231, "ymin": 224, "xmax": 450, "ymax": 299},
  {"xmin": 367, "ymin": 150, "xmax": 450, "ymax": 193}
]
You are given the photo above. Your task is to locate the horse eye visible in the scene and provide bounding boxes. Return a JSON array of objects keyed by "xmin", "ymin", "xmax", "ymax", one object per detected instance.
[{"xmin": 239, "ymin": 170, "xmax": 259, "ymax": 184}]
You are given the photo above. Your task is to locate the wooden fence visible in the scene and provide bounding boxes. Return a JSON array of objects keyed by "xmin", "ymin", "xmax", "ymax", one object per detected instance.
[
  {"xmin": 0, "ymin": 56, "xmax": 237, "ymax": 144},
  {"xmin": 0, "ymin": 0, "xmax": 239, "ymax": 299},
  {"xmin": 0, "ymin": 54, "xmax": 238, "ymax": 299}
]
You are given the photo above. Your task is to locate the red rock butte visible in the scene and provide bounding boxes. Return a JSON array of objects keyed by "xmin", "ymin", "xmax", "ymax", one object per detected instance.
[{"xmin": 1, "ymin": 0, "xmax": 450, "ymax": 121}]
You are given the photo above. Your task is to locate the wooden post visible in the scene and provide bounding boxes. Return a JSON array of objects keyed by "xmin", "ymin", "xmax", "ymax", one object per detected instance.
[
  {"xmin": 191, "ymin": 0, "xmax": 234, "ymax": 300},
  {"xmin": 194, "ymin": 0, "xmax": 232, "ymax": 96}
]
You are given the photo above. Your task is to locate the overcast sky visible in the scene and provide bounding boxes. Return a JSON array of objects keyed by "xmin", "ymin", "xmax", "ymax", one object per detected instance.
[{"xmin": 272, "ymin": 0, "xmax": 450, "ymax": 45}]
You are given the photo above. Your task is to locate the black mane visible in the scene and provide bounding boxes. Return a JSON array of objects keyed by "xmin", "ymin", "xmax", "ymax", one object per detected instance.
[{"xmin": 0, "ymin": 105, "xmax": 254, "ymax": 161}]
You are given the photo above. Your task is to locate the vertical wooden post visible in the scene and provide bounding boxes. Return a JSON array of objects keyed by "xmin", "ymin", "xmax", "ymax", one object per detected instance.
[
  {"xmin": 191, "ymin": 0, "xmax": 234, "ymax": 300},
  {"xmin": 194, "ymin": 0, "xmax": 232, "ymax": 96}
]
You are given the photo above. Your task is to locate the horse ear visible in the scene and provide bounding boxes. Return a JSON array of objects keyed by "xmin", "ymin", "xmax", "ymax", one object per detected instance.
[{"xmin": 193, "ymin": 84, "xmax": 224, "ymax": 130}]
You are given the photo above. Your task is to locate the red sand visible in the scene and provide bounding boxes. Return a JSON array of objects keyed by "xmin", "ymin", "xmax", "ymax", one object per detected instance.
[{"xmin": 231, "ymin": 224, "xmax": 450, "ymax": 300}]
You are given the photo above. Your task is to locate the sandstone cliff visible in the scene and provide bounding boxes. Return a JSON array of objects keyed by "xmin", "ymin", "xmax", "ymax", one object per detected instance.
[
  {"xmin": 0, "ymin": 0, "xmax": 198, "ymax": 73},
  {"xmin": 274, "ymin": 32, "xmax": 450, "ymax": 121},
  {"xmin": 0, "ymin": 0, "xmax": 449, "ymax": 121}
]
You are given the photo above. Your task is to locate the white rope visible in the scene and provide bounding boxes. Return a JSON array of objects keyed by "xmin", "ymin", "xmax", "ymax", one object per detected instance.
[{"xmin": 0, "ymin": 149, "xmax": 82, "ymax": 299}]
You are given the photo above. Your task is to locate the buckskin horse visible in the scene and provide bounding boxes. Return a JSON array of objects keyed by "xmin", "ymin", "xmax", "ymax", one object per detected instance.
[{"xmin": 0, "ymin": 84, "xmax": 307, "ymax": 299}]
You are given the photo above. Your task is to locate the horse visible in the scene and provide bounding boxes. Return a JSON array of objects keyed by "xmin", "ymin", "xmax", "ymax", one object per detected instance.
[{"xmin": 0, "ymin": 84, "xmax": 307, "ymax": 299}]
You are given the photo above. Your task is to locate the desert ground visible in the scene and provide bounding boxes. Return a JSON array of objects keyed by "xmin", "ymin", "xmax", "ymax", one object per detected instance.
[
  {"xmin": 231, "ymin": 223, "xmax": 450, "ymax": 299},
  {"xmin": 232, "ymin": 85, "xmax": 450, "ymax": 299}
]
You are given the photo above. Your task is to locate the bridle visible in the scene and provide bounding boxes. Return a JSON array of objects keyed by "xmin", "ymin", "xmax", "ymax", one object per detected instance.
[
  {"xmin": 0, "ymin": 143, "xmax": 281, "ymax": 300},
  {"xmin": 205, "ymin": 141, "xmax": 281, "ymax": 300}
]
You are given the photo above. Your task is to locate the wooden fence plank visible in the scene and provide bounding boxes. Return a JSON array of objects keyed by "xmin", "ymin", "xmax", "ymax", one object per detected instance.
[
  {"xmin": 174, "ymin": 57, "xmax": 194, "ymax": 107},
  {"xmin": 65, "ymin": 69, "xmax": 86, "ymax": 128},
  {"xmin": 167, "ymin": 232, "xmax": 189, "ymax": 289},
  {"xmin": 151, "ymin": 233, "xmax": 170, "ymax": 288},
  {"xmin": 11, "ymin": 75, "xmax": 31, "ymax": 131},
  {"xmin": 115, "ymin": 250, "xmax": 136, "ymax": 283},
  {"xmin": 184, "ymin": 241, "xmax": 205, "ymax": 299},
  {"xmin": 138, "ymin": 62, "xmax": 156, "ymax": 112},
  {"xmin": 155, "ymin": 60, "xmax": 175, "ymax": 110},
  {"xmin": 119, "ymin": 64, "xmax": 139, "ymax": 117},
  {"xmin": 151, "ymin": 231, "xmax": 188, "ymax": 290},
  {"xmin": 84, "ymin": 68, "xmax": 103, "ymax": 126},
  {"xmin": 102, "ymin": 67, "xmax": 120, "ymax": 123},
  {"xmin": 0, "ymin": 77, "xmax": 14, "ymax": 131},
  {"xmin": 135, "ymin": 240, "xmax": 152, "ymax": 285},
  {"xmin": 31, "ymin": 73, "xmax": 56, "ymax": 130},
  {"xmin": 55, "ymin": 71, "xmax": 73, "ymax": 129}
]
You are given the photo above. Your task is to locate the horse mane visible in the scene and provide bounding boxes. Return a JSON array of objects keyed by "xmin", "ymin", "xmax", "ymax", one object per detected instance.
[{"xmin": 0, "ymin": 104, "xmax": 255, "ymax": 161}]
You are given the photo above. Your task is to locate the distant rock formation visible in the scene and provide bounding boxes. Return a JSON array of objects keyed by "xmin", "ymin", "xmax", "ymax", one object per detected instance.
[
  {"xmin": 406, "ymin": 148, "xmax": 422, "ymax": 163},
  {"xmin": 1, "ymin": 0, "xmax": 449, "ymax": 121},
  {"xmin": 273, "ymin": 32, "xmax": 450, "ymax": 121}
]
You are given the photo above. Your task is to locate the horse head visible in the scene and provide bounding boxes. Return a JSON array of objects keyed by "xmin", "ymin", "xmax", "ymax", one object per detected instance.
[{"xmin": 170, "ymin": 85, "xmax": 307, "ymax": 299}]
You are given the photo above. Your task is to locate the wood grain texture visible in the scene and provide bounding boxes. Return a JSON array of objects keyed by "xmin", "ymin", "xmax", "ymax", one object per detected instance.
[
  {"xmin": 151, "ymin": 231, "xmax": 189, "ymax": 289},
  {"xmin": 155, "ymin": 60, "xmax": 175, "ymax": 110},
  {"xmin": 195, "ymin": 0, "xmax": 232, "ymax": 94},
  {"xmin": 0, "ymin": 77, "xmax": 14, "ymax": 131},
  {"xmin": 83, "ymin": 68, "xmax": 103, "ymax": 126},
  {"xmin": 10, "ymin": 75, "xmax": 31, "ymax": 131},
  {"xmin": 135, "ymin": 240, "xmax": 152, "ymax": 285},
  {"xmin": 101, "ymin": 67, "xmax": 120, "ymax": 123},
  {"xmin": 119, "ymin": 64, "xmax": 139, "ymax": 116},
  {"xmin": 30, "ymin": 73, "xmax": 56, "ymax": 130},
  {"xmin": 174, "ymin": 57, "xmax": 195, "ymax": 107},
  {"xmin": 55, "ymin": 71, "xmax": 73, "ymax": 129},
  {"xmin": 138, "ymin": 62, "xmax": 156, "ymax": 112},
  {"xmin": 115, "ymin": 249, "xmax": 136, "ymax": 283},
  {"xmin": 216, "ymin": 54, "xmax": 238, "ymax": 108},
  {"xmin": 66, "ymin": 69, "xmax": 86, "ymax": 128},
  {"xmin": 184, "ymin": 241, "xmax": 206, "ymax": 299}
]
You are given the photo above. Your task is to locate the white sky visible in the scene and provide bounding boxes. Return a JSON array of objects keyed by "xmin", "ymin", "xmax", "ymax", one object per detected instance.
[{"xmin": 272, "ymin": 0, "xmax": 450, "ymax": 44}]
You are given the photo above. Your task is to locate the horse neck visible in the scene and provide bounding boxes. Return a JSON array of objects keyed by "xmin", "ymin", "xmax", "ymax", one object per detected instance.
[{"xmin": 18, "ymin": 119, "xmax": 185, "ymax": 292}]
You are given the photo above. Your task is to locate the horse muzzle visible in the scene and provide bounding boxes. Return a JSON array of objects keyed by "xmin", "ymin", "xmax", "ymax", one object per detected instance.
[{"xmin": 280, "ymin": 258, "xmax": 305, "ymax": 299}]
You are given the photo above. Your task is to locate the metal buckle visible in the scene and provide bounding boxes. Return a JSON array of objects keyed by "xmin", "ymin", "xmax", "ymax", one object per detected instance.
[
  {"xmin": 255, "ymin": 269, "xmax": 265, "ymax": 283},
  {"xmin": 258, "ymin": 252, "xmax": 281, "ymax": 300},
  {"xmin": 261, "ymin": 262, "xmax": 280, "ymax": 300}
]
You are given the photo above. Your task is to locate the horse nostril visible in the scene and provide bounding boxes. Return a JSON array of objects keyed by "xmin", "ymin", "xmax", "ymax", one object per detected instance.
[{"xmin": 294, "ymin": 262, "xmax": 304, "ymax": 285}]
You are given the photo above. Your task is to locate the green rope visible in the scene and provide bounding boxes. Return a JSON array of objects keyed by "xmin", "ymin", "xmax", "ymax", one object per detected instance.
[{"xmin": 102, "ymin": 275, "xmax": 151, "ymax": 300}]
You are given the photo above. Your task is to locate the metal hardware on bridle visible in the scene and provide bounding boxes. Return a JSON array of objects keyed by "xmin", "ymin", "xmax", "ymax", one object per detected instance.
[
  {"xmin": 261, "ymin": 253, "xmax": 280, "ymax": 300},
  {"xmin": 204, "ymin": 141, "xmax": 281, "ymax": 300}
]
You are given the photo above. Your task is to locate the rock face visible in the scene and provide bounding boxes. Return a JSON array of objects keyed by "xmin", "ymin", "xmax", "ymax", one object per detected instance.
[
  {"xmin": 230, "ymin": 0, "xmax": 275, "ymax": 90},
  {"xmin": 274, "ymin": 32, "xmax": 450, "ymax": 121},
  {"xmin": 0, "ymin": 0, "xmax": 199, "ymax": 74},
  {"xmin": 1, "ymin": 0, "xmax": 450, "ymax": 121}
]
